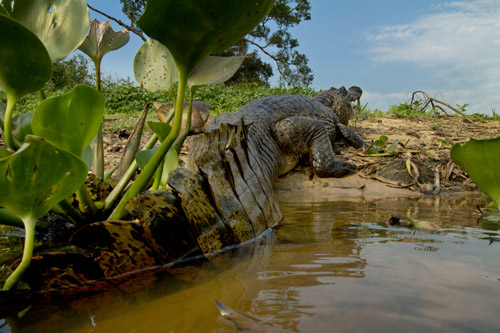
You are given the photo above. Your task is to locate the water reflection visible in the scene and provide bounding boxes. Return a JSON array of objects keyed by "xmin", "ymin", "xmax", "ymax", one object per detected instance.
[
  {"xmin": 239, "ymin": 195, "xmax": 500, "ymax": 332},
  {"xmin": 2, "ymin": 194, "xmax": 500, "ymax": 332}
]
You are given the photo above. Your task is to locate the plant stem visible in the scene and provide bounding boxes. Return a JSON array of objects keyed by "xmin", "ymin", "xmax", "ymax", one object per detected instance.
[
  {"xmin": 95, "ymin": 61, "xmax": 102, "ymax": 92},
  {"xmin": 152, "ymin": 159, "xmax": 163, "ymax": 190},
  {"xmin": 3, "ymin": 95, "xmax": 20, "ymax": 150},
  {"xmin": 174, "ymin": 89, "xmax": 195, "ymax": 153},
  {"xmin": 107, "ymin": 70, "xmax": 188, "ymax": 220},
  {"xmin": 92, "ymin": 124, "xmax": 105, "ymax": 179},
  {"xmin": 76, "ymin": 184, "xmax": 98, "ymax": 215},
  {"xmin": 3, "ymin": 215, "xmax": 36, "ymax": 290},
  {"xmin": 57, "ymin": 199, "xmax": 87, "ymax": 225},
  {"xmin": 37, "ymin": 89, "xmax": 47, "ymax": 101},
  {"xmin": 103, "ymin": 133, "xmax": 158, "ymax": 211},
  {"xmin": 92, "ymin": 60, "xmax": 105, "ymax": 179}
]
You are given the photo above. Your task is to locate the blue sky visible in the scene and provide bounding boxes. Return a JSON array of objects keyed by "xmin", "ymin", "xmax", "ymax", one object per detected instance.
[{"xmin": 86, "ymin": 0, "xmax": 500, "ymax": 114}]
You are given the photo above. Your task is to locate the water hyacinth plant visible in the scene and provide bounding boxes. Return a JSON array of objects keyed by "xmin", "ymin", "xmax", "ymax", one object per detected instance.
[
  {"xmin": 0, "ymin": 0, "xmax": 276, "ymax": 290},
  {"xmin": 108, "ymin": 0, "xmax": 276, "ymax": 219},
  {"xmin": 79, "ymin": 19, "xmax": 130, "ymax": 179},
  {"xmin": 0, "ymin": 1, "xmax": 100, "ymax": 289},
  {"xmin": 451, "ymin": 137, "xmax": 500, "ymax": 210},
  {"xmin": 0, "ymin": 136, "xmax": 88, "ymax": 290}
]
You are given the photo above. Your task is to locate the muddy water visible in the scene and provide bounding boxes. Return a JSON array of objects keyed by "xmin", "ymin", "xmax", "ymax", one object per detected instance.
[{"xmin": 3, "ymin": 193, "xmax": 500, "ymax": 332}]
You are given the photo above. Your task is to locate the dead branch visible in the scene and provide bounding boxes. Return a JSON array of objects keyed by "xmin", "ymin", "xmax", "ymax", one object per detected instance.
[{"xmin": 411, "ymin": 90, "xmax": 466, "ymax": 117}]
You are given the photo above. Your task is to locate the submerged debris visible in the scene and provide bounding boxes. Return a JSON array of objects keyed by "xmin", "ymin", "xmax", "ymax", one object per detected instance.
[
  {"xmin": 215, "ymin": 301, "xmax": 292, "ymax": 332},
  {"xmin": 387, "ymin": 214, "xmax": 441, "ymax": 232}
]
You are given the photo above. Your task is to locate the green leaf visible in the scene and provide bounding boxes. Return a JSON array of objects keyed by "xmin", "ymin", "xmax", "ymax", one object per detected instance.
[
  {"xmin": 436, "ymin": 140, "xmax": 453, "ymax": 149},
  {"xmin": 0, "ymin": 14, "xmax": 52, "ymax": 100},
  {"xmin": 426, "ymin": 149, "xmax": 436, "ymax": 159},
  {"xmin": 372, "ymin": 140, "xmax": 385, "ymax": 152},
  {"xmin": 136, "ymin": 0, "xmax": 275, "ymax": 73},
  {"xmin": 133, "ymin": 39, "xmax": 178, "ymax": 93},
  {"xmin": 160, "ymin": 148, "xmax": 179, "ymax": 188},
  {"xmin": 136, "ymin": 122, "xmax": 172, "ymax": 170},
  {"xmin": 380, "ymin": 135, "xmax": 388, "ymax": 143},
  {"xmin": 108, "ymin": 0, "xmax": 275, "ymax": 221},
  {"xmin": 11, "ymin": 113, "xmax": 33, "ymax": 143},
  {"xmin": 135, "ymin": 146, "xmax": 158, "ymax": 170},
  {"xmin": 0, "ymin": 100, "xmax": 5, "ymax": 129},
  {"xmin": 0, "ymin": 148, "xmax": 10, "ymax": 158},
  {"xmin": 451, "ymin": 137, "xmax": 500, "ymax": 209},
  {"xmin": 481, "ymin": 213, "xmax": 500, "ymax": 223},
  {"xmin": 387, "ymin": 139, "xmax": 399, "ymax": 154},
  {"xmin": 188, "ymin": 55, "xmax": 245, "ymax": 88},
  {"xmin": 9, "ymin": 0, "xmax": 90, "ymax": 61},
  {"xmin": 147, "ymin": 121, "xmax": 172, "ymax": 142},
  {"xmin": 81, "ymin": 144, "xmax": 93, "ymax": 170},
  {"xmin": 0, "ymin": 135, "xmax": 87, "ymax": 220},
  {"xmin": 31, "ymin": 85, "xmax": 105, "ymax": 157},
  {"xmin": 79, "ymin": 19, "xmax": 130, "ymax": 64}
]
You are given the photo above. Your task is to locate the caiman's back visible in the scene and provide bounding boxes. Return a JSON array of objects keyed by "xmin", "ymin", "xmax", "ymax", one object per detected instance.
[
  {"xmin": 234, "ymin": 94, "xmax": 341, "ymax": 179},
  {"xmin": 237, "ymin": 94, "xmax": 339, "ymax": 131}
]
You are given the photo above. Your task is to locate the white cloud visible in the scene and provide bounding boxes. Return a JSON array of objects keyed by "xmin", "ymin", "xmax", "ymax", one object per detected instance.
[{"xmin": 366, "ymin": 0, "xmax": 500, "ymax": 114}]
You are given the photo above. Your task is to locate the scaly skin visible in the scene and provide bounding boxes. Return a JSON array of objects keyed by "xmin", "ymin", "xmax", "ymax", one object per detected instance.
[{"xmin": 204, "ymin": 86, "xmax": 367, "ymax": 180}]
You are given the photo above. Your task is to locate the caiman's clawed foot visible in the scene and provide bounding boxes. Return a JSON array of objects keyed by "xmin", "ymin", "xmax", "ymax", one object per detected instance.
[{"xmin": 315, "ymin": 160, "xmax": 356, "ymax": 178}]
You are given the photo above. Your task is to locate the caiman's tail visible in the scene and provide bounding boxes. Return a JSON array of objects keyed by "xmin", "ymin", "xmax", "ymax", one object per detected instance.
[{"xmin": 182, "ymin": 115, "xmax": 283, "ymax": 248}]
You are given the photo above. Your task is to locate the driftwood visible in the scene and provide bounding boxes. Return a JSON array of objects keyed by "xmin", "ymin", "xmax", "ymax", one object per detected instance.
[{"xmin": 411, "ymin": 90, "xmax": 466, "ymax": 117}]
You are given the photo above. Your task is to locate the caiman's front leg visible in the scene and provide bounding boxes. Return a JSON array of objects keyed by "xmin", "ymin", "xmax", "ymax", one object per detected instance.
[
  {"xmin": 336, "ymin": 123, "xmax": 368, "ymax": 149},
  {"xmin": 273, "ymin": 116, "xmax": 355, "ymax": 177}
]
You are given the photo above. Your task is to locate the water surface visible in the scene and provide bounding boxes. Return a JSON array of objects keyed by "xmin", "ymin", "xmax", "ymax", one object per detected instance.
[{"xmin": 3, "ymin": 194, "xmax": 500, "ymax": 332}]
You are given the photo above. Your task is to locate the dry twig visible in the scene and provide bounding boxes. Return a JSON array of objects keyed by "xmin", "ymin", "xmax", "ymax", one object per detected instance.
[{"xmin": 411, "ymin": 91, "xmax": 466, "ymax": 117}]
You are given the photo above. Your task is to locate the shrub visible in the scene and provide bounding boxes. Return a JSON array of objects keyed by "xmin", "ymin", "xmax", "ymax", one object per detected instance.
[
  {"xmin": 388, "ymin": 100, "xmax": 436, "ymax": 118},
  {"xmin": 101, "ymin": 85, "xmax": 171, "ymax": 114},
  {"xmin": 4, "ymin": 82, "xmax": 318, "ymax": 117}
]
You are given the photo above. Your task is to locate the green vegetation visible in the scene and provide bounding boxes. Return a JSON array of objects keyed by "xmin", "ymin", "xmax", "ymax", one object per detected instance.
[
  {"xmin": 0, "ymin": 0, "xmax": 91, "ymax": 290},
  {"xmin": 50, "ymin": 54, "xmax": 94, "ymax": 90},
  {"xmin": 196, "ymin": 83, "xmax": 316, "ymax": 115},
  {"xmin": 107, "ymin": 0, "xmax": 276, "ymax": 220},
  {"xmin": 355, "ymin": 103, "xmax": 385, "ymax": 120},
  {"xmin": 0, "ymin": 0, "xmax": 275, "ymax": 290},
  {"xmin": 6, "ymin": 83, "xmax": 316, "ymax": 118},
  {"xmin": 452, "ymin": 137, "xmax": 500, "ymax": 210},
  {"xmin": 365, "ymin": 135, "xmax": 399, "ymax": 156},
  {"xmin": 388, "ymin": 100, "xmax": 438, "ymax": 118}
]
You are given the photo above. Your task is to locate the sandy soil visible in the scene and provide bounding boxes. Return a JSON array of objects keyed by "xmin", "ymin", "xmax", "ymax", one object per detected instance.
[
  {"xmin": 102, "ymin": 114, "xmax": 500, "ymax": 202},
  {"xmin": 275, "ymin": 115, "xmax": 499, "ymax": 202}
]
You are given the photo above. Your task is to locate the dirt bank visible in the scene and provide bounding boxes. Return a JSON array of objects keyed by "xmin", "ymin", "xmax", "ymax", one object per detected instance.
[
  {"xmin": 274, "ymin": 115, "xmax": 499, "ymax": 202},
  {"xmin": 102, "ymin": 114, "xmax": 499, "ymax": 201}
]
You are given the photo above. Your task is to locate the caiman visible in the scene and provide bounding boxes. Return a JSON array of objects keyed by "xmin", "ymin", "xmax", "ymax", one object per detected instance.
[
  {"xmin": 0, "ymin": 86, "xmax": 367, "ymax": 309},
  {"xmin": 191, "ymin": 85, "xmax": 366, "ymax": 179},
  {"xmin": 179, "ymin": 85, "xmax": 367, "ymax": 251}
]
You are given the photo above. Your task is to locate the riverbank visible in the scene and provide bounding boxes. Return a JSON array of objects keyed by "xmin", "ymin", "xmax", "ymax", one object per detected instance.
[{"xmin": 103, "ymin": 113, "xmax": 499, "ymax": 202}]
